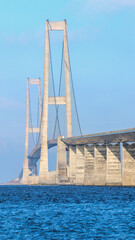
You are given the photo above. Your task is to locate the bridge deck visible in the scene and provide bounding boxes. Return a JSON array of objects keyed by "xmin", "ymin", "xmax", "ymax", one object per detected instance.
[
  {"xmin": 62, "ymin": 128, "xmax": 135, "ymax": 145},
  {"xmin": 28, "ymin": 128, "xmax": 135, "ymax": 160},
  {"xmin": 28, "ymin": 139, "xmax": 57, "ymax": 160}
]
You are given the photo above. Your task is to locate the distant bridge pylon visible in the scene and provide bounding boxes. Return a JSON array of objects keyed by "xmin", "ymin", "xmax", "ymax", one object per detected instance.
[{"xmin": 22, "ymin": 78, "xmax": 42, "ymax": 181}]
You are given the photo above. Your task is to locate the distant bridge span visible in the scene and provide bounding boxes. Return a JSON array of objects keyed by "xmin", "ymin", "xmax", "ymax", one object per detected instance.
[{"xmin": 28, "ymin": 139, "xmax": 57, "ymax": 161}]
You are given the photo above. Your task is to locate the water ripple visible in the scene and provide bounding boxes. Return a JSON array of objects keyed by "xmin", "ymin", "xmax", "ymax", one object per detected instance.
[{"xmin": 0, "ymin": 186, "xmax": 135, "ymax": 239}]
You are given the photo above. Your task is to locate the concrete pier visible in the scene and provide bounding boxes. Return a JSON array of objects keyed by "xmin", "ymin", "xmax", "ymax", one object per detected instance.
[
  {"xmin": 94, "ymin": 144, "xmax": 106, "ymax": 185},
  {"xmin": 84, "ymin": 145, "xmax": 94, "ymax": 185},
  {"xmin": 69, "ymin": 146, "xmax": 76, "ymax": 184},
  {"xmin": 76, "ymin": 145, "xmax": 84, "ymax": 185},
  {"xmin": 122, "ymin": 143, "xmax": 135, "ymax": 186},
  {"xmin": 106, "ymin": 144, "xmax": 121, "ymax": 186},
  {"xmin": 57, "ymin": 136, "xmax": 67, "ymax": 183}
]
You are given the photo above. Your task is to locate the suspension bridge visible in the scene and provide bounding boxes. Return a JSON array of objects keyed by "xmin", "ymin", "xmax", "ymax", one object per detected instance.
[{"xmin": 16, "ymin": 20, "xmax": 135, "ymax": 186}]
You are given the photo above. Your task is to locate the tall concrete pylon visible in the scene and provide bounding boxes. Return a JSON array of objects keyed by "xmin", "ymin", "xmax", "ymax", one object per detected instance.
[
  {"xmin": 21, "ymin": 78, "xmax": 42, "ymax": 184},
  {"xmin": 39, "ymin": 20, "xmax": 72, "ymax": 183}
]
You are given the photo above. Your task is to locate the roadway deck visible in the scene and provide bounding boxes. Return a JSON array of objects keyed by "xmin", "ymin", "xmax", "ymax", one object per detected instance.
[
  {"xmin": 62, "ymin": 128, "xmax": 135, "ymax": 145},
  {"xmin": 28, "ymin": 128, "xmax": 135, "ymax": 160}
]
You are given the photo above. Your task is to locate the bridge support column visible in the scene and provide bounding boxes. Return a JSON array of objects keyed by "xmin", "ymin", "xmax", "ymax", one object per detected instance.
[
  {"xmin": 21, "ymin": 79, "xmax": 31, "ymax": 184},
  {"xmin": 39, "ymin": 21, "xmax": 49, "ymax": 184},
  {"xmin": 69, "ymin": 146, "xmax": 76, "ymax": 184},
  {"xmin": 106, "ymin": 144, "xmax": 121, "ymax": 186},
  {"xmin": 64, "ymin": 21, "xmax": 72, "ymax": 138},
  {"xmin": 122, "ymin": 143, "xmax": 135, "ymax": 186},
  {"xmin": 94, "ymin": 144, "xmax": 106, "ymax": 185},
  {"xmin": 57, "ymin": 136, "xmax": 67, "ymax": 183},
  {"xmin": 76, "ymin": 145, "xmax": 84, "ymax": 185},
  {"xmin": 84, "ymin": 145, "xmax": 94, "ymax": 185}
]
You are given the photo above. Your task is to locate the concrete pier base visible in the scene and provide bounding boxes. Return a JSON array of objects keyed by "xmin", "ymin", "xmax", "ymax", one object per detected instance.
[
  {"xmin": 122, "ymin": 143, "xmax": 135, "ymax": 186},
  {"xmin": 106, "ymin": 144, "xmax": 121, "ymax": 186},
  {"xmin": 21, "ymin": 175, "xmax": 39, "ymax": 185},
  {"xmin": 38, "ymin": 173, "xmax": 50, "ymax": 184},
  {"xmin": 48, "ymin": 171, "xmax": 57, "ymax": 184},
  {"xmin": 21, "ymin": 169, "xmax": 32, "ymax": 184}
]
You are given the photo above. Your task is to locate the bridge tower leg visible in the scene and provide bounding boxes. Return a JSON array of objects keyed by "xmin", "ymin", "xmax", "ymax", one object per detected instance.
[
  {"xmin": 21, "ymin": 78, "xmax": 42, "ymax": 184},
  {"xmin": 39, "ymin": 20, "xmax": 72, "ymax": 184},
  {"xmin": 21, "ymin": 79, "xmax": 31, "ymax": 184}
]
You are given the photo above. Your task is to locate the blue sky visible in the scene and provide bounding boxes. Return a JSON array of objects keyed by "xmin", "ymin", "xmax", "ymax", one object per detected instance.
[{"xmin": 0, "ymin": 0, "xmax": 135, "ymax": 182}]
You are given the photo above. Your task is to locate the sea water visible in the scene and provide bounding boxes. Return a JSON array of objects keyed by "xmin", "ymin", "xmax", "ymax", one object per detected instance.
[{"xmin": 0, "ymin": 185, "xmax": 135, "ymax": 239}]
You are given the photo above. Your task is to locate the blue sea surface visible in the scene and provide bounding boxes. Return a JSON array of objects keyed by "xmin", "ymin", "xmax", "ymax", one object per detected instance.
[{"xmin": 0, "ymin": 186, "xmax": 135, "ymax": 239}]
